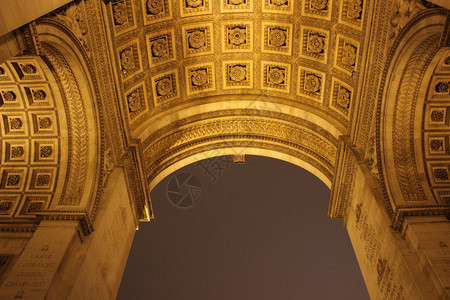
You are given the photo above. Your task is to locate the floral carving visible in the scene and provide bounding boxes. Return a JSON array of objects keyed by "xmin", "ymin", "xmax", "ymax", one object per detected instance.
[
  {"xmin": 40, "ymin": 146, "xmax": 53, "ymax": 158},
  {"xmin": 2, "ymin": 91, "xmax": 16, "ymax": 101},
  {"xmin": 304, "ymin": 74, "xmax": 321, "ymax": 93},
  {"xmin": 27, "ymin": 202, "xmax": 43, "ymax": 213},
  {"xmin": 151, "ymin": 38, "xmax": 168, "ymax": 57},
  {"xmin": 9, "ymin": 118, "xmax": 22, "ymax": 129},
  {"xmin": 348, "ymin": 0, "xmax": 362, "ymax": 19},
  {"xmin": 430, "ymin": 140, "xmax": 444, "ymax": 152},
  {"xmin": 431, "ymin": 110, "xmax": 445, "ymax": 122},
  {"xmin": 112, "ymin": 1, "xmax": 127, "ymax": 25},
  {"xmin": 271, "ymin": 0, "xmax": 287, "ymax": 6},
  {"xmin": 39, "ymin": 117, "xmax": 52, "ymax": 129},
  {"xmin": 21, "ymin": 64, "xmax": 37, "ymax": 74},
  {"xmin": 268, "ymin": 67, "xmax": 285, "ymax": 85},
  {"xmin": 435, "ymin": 82, "xmax": 449, "ymax": 93},
  {"xmin": 36, "ymin": 175, "xmax": 50, "ymax": 186},
  {"xmin": 127, "ymin": 91, "xmax": 140, "ymax": 112},
  {"xmin": 228, "ymin": 27, "xmax": 246, "ymax": 46},
  {"xmin": 11, "ymin": 146, "xmax": 24, "ymax": 158},
  {"xmin": 6, "ymin": 175, "xmax": 20, "ymax": 186},
  {"xmin": 229, "ymin": 65, "xmax": 247, "ymax": 82},
  {"xmin": 191, "ymin": 69, "xmax": 208, "ymax": 86},
  {"xmin": 310, "ymin": 0, "xmax": 328, "ymax": 10},
  {"xmin": 307, "ymin": 33, "xmax": 325, "ymax": 53},
  {"xmin": 33, "ymin": 90, "xmax": 46, "ymax": 100},
  {"xmin": 119, "ymin": 48, "xmax": 135, "ymax": 74},
  {"xmin": 147, "ymin": 0, "xmax": 163, "ymax": 14},
  {"xmin": 0, "ymin": 202, "xmax": 12, "ymax": 212},
  {"xmin": 186, "ymin": 0, "xmax": 203, "ymax": 8},
  {"xmin": 342, "ymin": 44, "xmax": 357, "ymax": 66},
  {"xmin": 337, "ymin": 86, "xmax": 351, "ymax": 108},
  {"xmin": 156, "ymin": 78, "xmax": 173, "ymax": 96},
  {"xmin": 188, "ymin": 31, "xmax": 206, "ymax": 49},
  {"xmin": 434, "ymin": 168, "xmax": 449, "ymax": 181},
  {"xmin": 269, "ymin": 29, "xmax": 287, "ymax": 47}
]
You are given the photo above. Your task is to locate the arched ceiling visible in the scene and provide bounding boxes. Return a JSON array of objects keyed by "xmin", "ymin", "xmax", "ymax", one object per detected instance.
[{"xmin": 107, "ymin": 0, "xmax": 367, "ymax": 135}]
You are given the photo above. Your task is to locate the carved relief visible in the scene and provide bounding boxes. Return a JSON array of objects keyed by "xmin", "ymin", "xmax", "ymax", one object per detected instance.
[
  {"xmin": 182, "ymin": 24, "xmax": 213, "ymax": 57},
  {"xmin": 180, "ymin": 0, "xmax": 212, "ymax": 17},
  {"xmin": 262, "ymin": 23, "xmax": 293, "ymax": 55},
  {"xmin": 340, "ymin": 0, "xmax": 364, "ymax": 28},
  {"xmin": 301, "ymin": 27, "xmax": 329, "ymax": 62},
  {"xmin": 262, "ymin": 62, "xmax": 290, "ymax": 93},
  {"xmin": 303, "ymin": 0, "xmax": 331, "ymax": 19},
  {"xmin": 2, "ymin": 114, "xmax": 26, "ymax": 135},
  {"xmin": 118, "ymin": 42, "xmax": 141, "ymax": 78},
  {"xmin": 262, "ymin": 0, "xmax": 293, "ymax": 14},
  {"xmin": 223, "ymin": 61, "xmax": 253, "ymax": 89},
  {"xmin": 221, "ymin": 0, "xmax": 252, "ymax": 12},
  {"xmin": 142, "ymin": 0, "xmax": 172, "ymax": 24},
  {"xmin": 24, "ymin": 86, "xmax": 53, "ymax": 108},
  {"xmin": 331, "ymin": 80, "xmax": 353, "ymax": 116},
  {"xmin": 222, "ymin": 21, "xmax": 252, "ymax": 52},
  {"xmin": 389, "ymin": 0, "xmax": 426, "ymax": 41},
  {"xmin": 335, "ymin": 36, "xmax": 359, "ymax": 75},
  {"xmin": 151, "ymin": 71, "xmax": 179, "ymax": 105},
  {"xmin": 0, "ymin": 170, "xmax": 25, "ymax": 190},
  {"xmin": 125, "ymin": 84, "xmax": 147, "ymax": 120},
  {"xmin": 29, "ymin": 169, "xmax": 54, "ymax": 190},
  {"xmin": 10, "ymin": 61, "xmax": 43, "ymax": 81},
  {"xmin": 110, "ymin": 0, "xmax": 136, "ymax": 35},
  {"xmin": 146, "ymin": 29, "xmax": 176, "ymax": 66},
  {"xmin": 185, "ymin": 63, "xmax": 215, "ymax": 95},
  {"xmin": 3, "ymin": 141, "xmax": 27, "ymax": 163},
  {"xmin": 0, "ymin": 197, "xmax": 15, "ymax": 215},
  {"xmin": 298, "ymin": 68, "xmax": 325, "ymax": 102},
  {"xmin": 0, "ymin": 87, "xmax": 21, "ymax": 108}
]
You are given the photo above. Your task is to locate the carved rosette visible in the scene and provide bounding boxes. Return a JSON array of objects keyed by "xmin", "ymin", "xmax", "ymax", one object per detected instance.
[
  {"xmin": 186, "ymin": 64, "xmax": 215, "ymax": 95},
  {"xmin": 262, "ymin": 62, "xmax": 290, "ymax": 92},
  {"xmin": 183, "ymin": 25, "xmax": 212, "ymax": 57}
]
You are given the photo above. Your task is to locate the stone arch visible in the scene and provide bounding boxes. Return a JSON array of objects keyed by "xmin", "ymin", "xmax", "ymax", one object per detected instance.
[{"xmin": 377, "ymin": 8, "xmax": 449, "ymax": 227}]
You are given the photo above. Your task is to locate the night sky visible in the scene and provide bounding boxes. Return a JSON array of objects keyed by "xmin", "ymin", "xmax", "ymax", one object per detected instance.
[{"xmin": 117, "ymin": 155, "xmax": 369, "ymax": 299}]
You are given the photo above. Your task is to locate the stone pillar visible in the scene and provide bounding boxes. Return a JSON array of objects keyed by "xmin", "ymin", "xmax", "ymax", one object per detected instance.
[
  {"xmin": 0, "ymin": 220, "xmax": 80, "ymax": 299},
  {"xmin": 0, "ymin": 168, "xmax": 138, "ymax": 300}
]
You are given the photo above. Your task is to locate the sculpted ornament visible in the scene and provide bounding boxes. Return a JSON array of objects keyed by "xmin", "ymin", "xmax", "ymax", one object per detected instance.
[
  {"xmin": 228, "ymin": 27, "xmax": 246, "ymax": 46},
  {"xmin": 304, "ymin": 74, "xmax": 321, "ymax": 92},
  {"xmin": 307, "ymin": 34, "xmax": 325, "ymax": 53},
  {"xmin": 2, "ymin": 91, "xmax": 16, "ymax": 101},
  {"xmin": 269, "ymin": 29, "xmax": 286, "ymax": 47},
  {"xmin": 40, "ymin": 146, "xmax": 53, "ymax": 158},
  {"xmin": 7, "ymin": 175, "xmax": 20, "ymax": 186},
  {"xmin": 21, "ymin": 64, "xmax": 37, "ymax": 74},
  {"xmin": 27, "ymin": 202, "xmax": 42, "ymax": 213},
  {"xmin": 435, "ymin": 82, "xmax": 449, "ymax": 93},
  {"xmin": 268, "ymin": 67, "xmax": 285, "ymax": 85},
  {"xmin": 10, "ymin": 118, "xmax": 22, "ymax": 129},
  {"xmin": 272, "ymin": 0, "xmax": 287, "ymax": 6},
  {"xmin": 39, "ymin": 117, "xmax": 52, "ymax": 129},
  {"xmin": 151, "ymin": 39, "xmax": 168, "ymax": 57},
  {"xmin": 11, "ymin": 147, "xmax": 24, "ymax": 158},
  {"xmin": 33, "ymin": 90, "xmax": 47, "ymax": 100},
  {"xmin": 188, "ymin": 31, "xmax": 206, "ymax": 49},
  {"xmin": 112, "ymin": 1, "xmax": 127, "ymax": 25},
  {"xmin": 310, "ymin": 0, "xmax": 328, "ymax": 10},
  {"xmin": 147, "ymin": 0, "xmax": 163, "ymax": 14},
  {"xmin": 0, "ymin": 202, "xmax": 12, "ymax": 212},
  {"xmin": 156, "ymin": 78, "xmax": 173, "ymax": 96},
  {"xmin": 342, "ymin": 44, "xmax": 357, "ymax": 66},
  {"xmin": 430, "ymin": 140, "xmax": 444, "ymax": 152},
  {"xmin": 434, "ymin": 168, "xmax": 449, "ymax": 181},
  {"xmin": 127, "ymin": 91, "xmax": 140, "ymax": 112},
  {"xmin": 186, "ymin": 0, "xmax": 203, "ymax": 8},
  {"xmin": 431, "ymin": 110, "xmax": 444, "ymax": 122},
  {"xmin": 229, "ymin": 65, "xmax": 247, "ymax": 82},
  {"xmin": 191, "ymin": 69, "xmax": 208, "ymax": 86},
  {"xmin": 36, "ymin": 175, "xmax": 50, "ymax": 186},
  {"xmin": 347, "ymin": 0, "xmax": 363, "ymax": 19},
  {"xmin": 120, "ymin": 48, "xmax": 135, "ymax": 74},
  {"xmin": 337, "ymin": 86, "xmax": 351, "ymax": 108}
]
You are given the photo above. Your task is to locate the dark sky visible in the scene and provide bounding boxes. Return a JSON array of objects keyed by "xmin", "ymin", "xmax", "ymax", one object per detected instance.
[{"xmin": 117, "ymin": 155, "xmax": 369, "ymax": 300}]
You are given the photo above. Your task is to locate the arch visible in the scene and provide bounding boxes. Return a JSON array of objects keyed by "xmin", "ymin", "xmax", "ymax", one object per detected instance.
[{"xmin": 377, "ymin": 9, "xmax": 449, "ymax": 226}]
